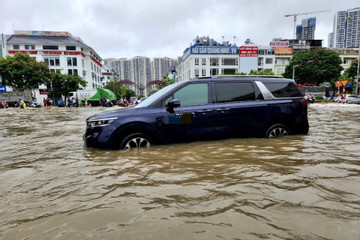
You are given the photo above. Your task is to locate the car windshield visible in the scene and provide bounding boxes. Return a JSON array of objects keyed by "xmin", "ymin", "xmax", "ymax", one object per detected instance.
[{"xmin": 134, "ymin": 82, "xmax": 182, "ymax": 108}]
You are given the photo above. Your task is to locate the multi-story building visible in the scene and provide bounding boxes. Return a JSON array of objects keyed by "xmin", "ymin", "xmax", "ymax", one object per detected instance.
[
  {"xmin": 330, "ymin": 7, "xmax": 360, "ymax": 48},
  {"xmin": 296, "ymin": 17, "xmax": 316, "ymax": 40},
  {"xmin": 3, "ymin": 30, "xmax": 104, "ymax": 90},
  {"xmin": 105, "ymin": 56, "xmax": 178, "ymax": 96},
  {"xmin": 151, "ymin": 57, "xmax": 178, "ymax": 81},
  {"xmin": 177, "ymin": 36, "xmax": 239, "ymax": 82},
  {"xmin": 130, "ymin": 56, "xmax": 151, "ymax": 96}
]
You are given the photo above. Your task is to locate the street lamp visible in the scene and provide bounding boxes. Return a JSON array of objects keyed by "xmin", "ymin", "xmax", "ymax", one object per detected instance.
[{"xmin": 292, "ymin": 65, "xmax": 298, "ymax": 81}]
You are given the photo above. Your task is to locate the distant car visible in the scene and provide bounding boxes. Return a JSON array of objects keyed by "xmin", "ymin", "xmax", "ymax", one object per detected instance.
[
  {"xmin": 84, "ymin": 76, "xmax": 309, "ymax": 150},
  {"xmin": 129, "ymin": 97, "xmax": 138, "ymax": 105},
  {"xmin": 345, "ymin": 94, "xmax": 360, "ymax": 104}
]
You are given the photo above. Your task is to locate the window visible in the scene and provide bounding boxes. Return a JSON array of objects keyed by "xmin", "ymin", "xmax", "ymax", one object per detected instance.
[
  {"xmin": 202, "ymin": 69, "xmax": 206, "ymax": 76},
  {"xmin": 265, "ymin": 58, "xmax": 273, "ymax": 64},
  {"xmin": 25, "ymin": 45, "xmax": 35, "ymax": 50},
  {"xmin": 74, "ymin": 69, "xmax": 78, "ymax": 76},
  {"xmin": 43, "ymin": 45, "xmax": 59, "ymax": 50},
  {"xmin": 263, "ymin": 82, "xmax": 303, "ymax": 97},
  {"xmin": 215, "ymin": 82, "xmax": 255, "ymax": 103},
  {"xmin": 210, "ymin": 68, "xmax": 218, "ymax": 76},
  {"xmin": 13, "ymin": 45, "xmax": 19, "ymax": 50},
  {"xmin": 222, "ymin": 69, "xmax": 236, "ymax": 75},
  {"xmin": 66, "ymin": 46, "xmax": 76, "ymax": 50},
  {"xmin": 194, "ymin": 69, "xmax": 199, "ymax": 77},
  {"xmin": 210, "ymin": 58, "xmax": 219, "ymax": 66},
  {"xmin": 44, "ymin": 57, "xmax": 60, "ymax": 66},
  {"xmin": 202, "ymin": 58, "xmax": 206, "ymax": 65},
  {"xmin": 195, "ymin": 58, "xmax": 199, "ymax": 65},
  {"xmin": 67, "ymin": 57, "xmax": 77, "ymax": 66},
  {"xmin": 68, "ymin": 69, "xmax": 73, "ymax": 75},
  {"xmin": 171, "ymin": 83, "xmax": 208, "ymax": 107},
  {"xmin": 222, "ymin": 58, "xmax": 238, "ymax": 66}
]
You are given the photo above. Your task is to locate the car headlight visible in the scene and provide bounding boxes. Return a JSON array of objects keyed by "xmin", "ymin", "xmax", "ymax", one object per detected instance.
[{"xmin": 87, "ymin": 117, "xmax": 117, "ymax": 128}]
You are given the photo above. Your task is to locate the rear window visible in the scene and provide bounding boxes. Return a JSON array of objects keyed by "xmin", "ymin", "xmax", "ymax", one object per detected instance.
[
  {"xmin": 215, "ymin": 82, "xmax": 255, "ymax": 103},
  {"xmin": 263, "ymin": 82, "xmax": 303, "ymax": 98}
]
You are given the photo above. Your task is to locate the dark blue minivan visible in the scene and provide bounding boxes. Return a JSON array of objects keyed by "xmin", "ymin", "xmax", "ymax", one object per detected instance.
[{"xmin": 84, "ymin": 76, "xmax": 309, "ymax": 150}]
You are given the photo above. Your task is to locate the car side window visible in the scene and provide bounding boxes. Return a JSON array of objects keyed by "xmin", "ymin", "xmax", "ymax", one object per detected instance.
[
  {"xmin": 215, "ymin": 82, "xmax": 255, "ymax": 103},
  {"xmin": 163, "ymin": 83, "xmax": 209, "ymax": 107},
  {"xmin": 263, "ymin": 82, "xmax": 303, "ymax": 97}
]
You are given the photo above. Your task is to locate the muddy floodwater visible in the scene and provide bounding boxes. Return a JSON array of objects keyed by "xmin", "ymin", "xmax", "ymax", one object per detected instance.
[{"xmin": 0, "ymin": 104, "xmax": 359, "ymax": 240}]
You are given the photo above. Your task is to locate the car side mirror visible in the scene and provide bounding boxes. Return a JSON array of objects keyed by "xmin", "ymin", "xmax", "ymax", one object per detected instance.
[{"xmin": 166, "ymin": 99, "xmax": 180, "ymax": 113}]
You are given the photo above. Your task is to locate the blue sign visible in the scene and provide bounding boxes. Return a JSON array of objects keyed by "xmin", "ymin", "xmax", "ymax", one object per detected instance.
[
  {"xmin": 0, "ymin": 85, "xmax": 6, "ymax": 92},
  {"xmin": 182, "ymin": 45, "xmax": 239, "ymax": 61}
]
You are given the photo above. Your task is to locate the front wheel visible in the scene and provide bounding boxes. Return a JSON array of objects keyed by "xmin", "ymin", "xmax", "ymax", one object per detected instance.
[
  {"xmin": 119, "ymin": 133, "xmax": 153, "ymax": 150},
  {"xmin": 265, "ymin": 124, "xmax": 290, "ymax": 138}
]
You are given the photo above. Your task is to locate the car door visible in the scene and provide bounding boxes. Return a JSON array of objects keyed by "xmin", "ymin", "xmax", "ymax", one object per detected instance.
[
  {"xmin": 207, "ymin": 81, "xmax": 268, "ymax": 138},
  {"xmin": 155, "ymin": 82, "xmax": 212, "ymax": 143}
]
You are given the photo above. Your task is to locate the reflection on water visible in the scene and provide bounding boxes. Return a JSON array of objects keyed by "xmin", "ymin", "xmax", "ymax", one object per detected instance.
[{"xmin": 0, "ymin": 104, "xmax": 359, "ymax": 239}]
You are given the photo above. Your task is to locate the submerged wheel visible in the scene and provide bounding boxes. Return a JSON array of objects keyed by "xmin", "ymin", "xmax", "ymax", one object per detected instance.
[
  {"xmin": 119, "ymin": 133, "xmax": 152, "ymax": 150},
  {"xmin": 265, "ymin": 124, "xmax": 290, "ymax": 138}
]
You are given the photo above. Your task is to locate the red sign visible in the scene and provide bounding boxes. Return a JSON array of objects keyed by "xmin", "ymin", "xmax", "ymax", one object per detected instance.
[
  {"xmin": 270, "ymin": 41, "xmax": 289, "ymax": 48},
  {"xmin": 8, "ymin": 50, "xmax": 37, "ymax": 55},
  {"xmin": 39, "ymin": 89, "xmax": 50, "ymax": 95},
  {"xmin": 43, "ymin": 51, "xmax": 62, "ymax": 55},
  {"xmin": 91, "ymin": 56, "xmax": 103, "ymax": 67},
  {"xmin": 239, "ymin": 46, "xmax": 258, "ymax": 57}
]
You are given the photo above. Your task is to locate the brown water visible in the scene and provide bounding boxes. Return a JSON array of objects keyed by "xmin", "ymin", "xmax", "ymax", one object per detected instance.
[{"xmin": 0, "ymin": 104, "xmax": 359, "ymax": 240}]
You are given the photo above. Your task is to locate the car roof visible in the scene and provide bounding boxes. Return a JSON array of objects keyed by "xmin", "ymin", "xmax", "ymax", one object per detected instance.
[{"xmin": 188, "ymin": 76, "xmax": 294, "ymax": 83}]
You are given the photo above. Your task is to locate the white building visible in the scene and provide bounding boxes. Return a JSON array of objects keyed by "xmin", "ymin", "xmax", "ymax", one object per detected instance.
[
  {"xmin": 330, "ymin": 7, "xmax": 360, "ymax": 48},
  {"xmin": 177, "ymin": 37, "xmax": 240, "ymax": 82},
  {"xmin": 4, "ymin": 30, "xmax": 104, "ymax": 90}
]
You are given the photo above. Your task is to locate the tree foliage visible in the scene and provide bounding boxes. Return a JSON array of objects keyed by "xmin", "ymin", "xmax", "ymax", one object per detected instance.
[
  {"xmin": 104, "ymin": 78, "xmax": 136, "ymax": 100},
  {"xmin": 157, "ymin": 76, "xmax": 174, "ymax": 89},
  {"xmin": 283, "ymin": 48, "xmax": 343, "ymax": 85},
  {"xmin": 249, "ymin": 69, "xmax": 275, "ymax": 75},
  {"xmin": 0, "ymin": 52, "xmax": 51, "ymax": 90},
  {"xmin": 50, "ymin": 72, "xmax": 87, "ymax": 99},
  {"xmin": 342, "ymin": 59, "xmax": 358, "ymax": 79}
]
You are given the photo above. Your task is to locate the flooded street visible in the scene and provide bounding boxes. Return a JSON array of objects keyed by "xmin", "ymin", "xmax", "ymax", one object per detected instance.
[{"xmin": 1, "ymin": 104, "xmax": 359, "ymax": 240}]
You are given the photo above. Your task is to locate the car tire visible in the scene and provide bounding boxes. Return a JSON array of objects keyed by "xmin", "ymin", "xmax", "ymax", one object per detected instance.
[
  {"xmin": 265, "ymin": 124, "xmax": 290, "ymax": 138},
  {"xmin": 119, "ymin": 133, "xmax": 153, "ymax": 150}
]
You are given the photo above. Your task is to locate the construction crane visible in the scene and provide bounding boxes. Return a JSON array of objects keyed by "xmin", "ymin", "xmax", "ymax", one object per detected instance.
[{"xmin": 285, "ymin": 10, "xmax": 330, "ymax": 39}]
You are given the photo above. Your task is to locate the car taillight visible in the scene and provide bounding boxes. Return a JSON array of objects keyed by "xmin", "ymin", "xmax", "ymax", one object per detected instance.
[{"xmin": 301, "ymin": 98, "xmax": 308, "ymax": 104}]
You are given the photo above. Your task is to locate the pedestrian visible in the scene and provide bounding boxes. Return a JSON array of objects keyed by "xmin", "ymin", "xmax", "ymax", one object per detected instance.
[
  {"xmin": 43, "ymin": 98, "xmax": 47, "ymax": 107},
  {"xmin": 84, "ymin": 99, "xmax": 88, "ymax": 107}
]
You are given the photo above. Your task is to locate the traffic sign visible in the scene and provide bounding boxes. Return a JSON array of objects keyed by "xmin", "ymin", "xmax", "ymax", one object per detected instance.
[{"xmin": 340, "ymin": 80, "xmax": 349, "ymax": 86}]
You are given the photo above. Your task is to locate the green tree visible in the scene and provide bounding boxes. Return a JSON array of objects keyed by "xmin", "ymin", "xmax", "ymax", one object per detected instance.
[
  {"xmin": 342, "ymin": 59, "xmax": 358, "ymax": 79},
  {"xmin": 50, "ymin": 72, "xmax": 87, "ymax": 100},
  {"xmin": 157, "ymin": 76, "xmax": 174, "ymax": 89},
  {"xmin": 283, "ymin": 48, "xmax": 343, "ymax": 85},
  {"xmin": 104, "ymin": 78, "xmax": 136, "ymax": 100},
  {"xmin": 249, "ymin": 69, "xmax": 275, "ymax": 75},
  {"xmin": 104, "ymin": 78, "xmax": 126, "ymax": 99},
  {"xmin": 0, "ymin": 52, "xmax": 51, "ymax": 90}
]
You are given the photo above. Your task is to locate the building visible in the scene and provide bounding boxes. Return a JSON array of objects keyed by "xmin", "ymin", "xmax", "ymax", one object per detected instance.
[
  {"xmin": 177, "ymin": 36, "xmax": 240, "ymax": 82},
  {"xmin": 330, "ymin": 7, "xmax": 360, "ymax": 48},
  {"xmin": 3, "ymin": 30, "xmax": 104, "ymax": 90},
  {"xmin": 105, "ymin": 56, "xmax": 178, "ymax": 96},
  {"xmin": 296, "ymin": 17, "xmax": 316, "ymax": 40},
  {"xmin": 130, "ymin": 56, "xmax": 151, "ymax": 96}
]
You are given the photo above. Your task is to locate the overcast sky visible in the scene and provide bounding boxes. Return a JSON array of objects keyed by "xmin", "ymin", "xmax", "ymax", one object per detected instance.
[{"xmin": 1, "ymin": 0, "xmax": 359, "ymax": 60}]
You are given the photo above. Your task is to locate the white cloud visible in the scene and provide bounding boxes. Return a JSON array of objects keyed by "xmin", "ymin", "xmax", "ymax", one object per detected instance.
[{"xmin": 0, "ymin": 0, "xmax": 359, "ymax": 59}]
